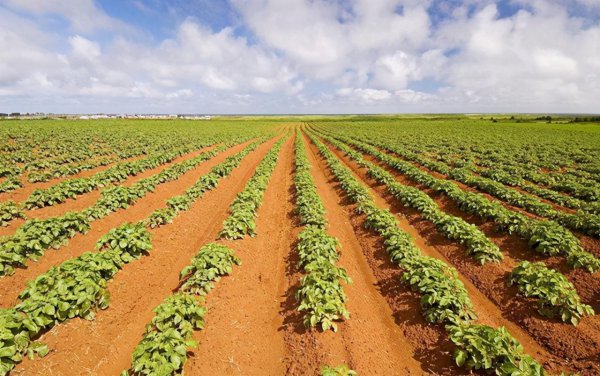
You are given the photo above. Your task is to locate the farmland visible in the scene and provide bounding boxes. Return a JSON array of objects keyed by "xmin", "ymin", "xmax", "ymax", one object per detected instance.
[{"xmin": 0, "ymin": 116, "xmax": 598, "ymax": 376}]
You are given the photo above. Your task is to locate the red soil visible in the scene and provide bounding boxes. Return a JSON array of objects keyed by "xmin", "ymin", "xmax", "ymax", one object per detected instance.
[
  {"xmin": 0, "ymin": 146, "xmax": 215, "ymax": 237},
  {"xmin": 0, "ymin": 154, "xmax": 140, "ymax": 204},
  {"xmin": 299, "ymin": 131, "xmax": 427, "ymax": 375},
  {"xmin": 13, "ymin": 136, "xmax": 280, "ymax": 375},
  {"xmin": 184, "ymin": 134, "xmax": 295, "ymax": 375},
  {"xmin": 5, "ymin": 125, "xmax": 598, "ymax": 376},
  {"xmin": 0, "ymin": 142, "xmax": 242, "ymax": 307},
  {"xmin": 317, "ymin": 135, "xmax": 599, "ymax": 375}
]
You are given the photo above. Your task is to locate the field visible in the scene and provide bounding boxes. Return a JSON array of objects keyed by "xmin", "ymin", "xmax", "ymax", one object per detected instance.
[{"xmin": 0, "ymin": 116, "xmax": 598, "ymax": 376}]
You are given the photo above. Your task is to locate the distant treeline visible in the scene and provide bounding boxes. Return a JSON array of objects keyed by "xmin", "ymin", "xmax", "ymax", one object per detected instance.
[
  {"xmin": 570, "ymin": 116, "xmax": 600, "ymax": 123},
  {"xmin": 533, "ymin": 115, "xmax": 600, "ymax": 123}
]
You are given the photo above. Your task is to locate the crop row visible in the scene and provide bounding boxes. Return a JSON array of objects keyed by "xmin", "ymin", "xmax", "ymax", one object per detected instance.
[
  {"xmin": 429, "ymin": 146, "xmax": 600, "ymax": 207},
  {"xmin": 125, "ymin": 243, "xmax": 239, "ymax": 375},
  {"xmin": 306, "ymin": 131, "xmax": 545, "ymax": 375},
  {"xmin": 315, "ymin": 129, "xmax": 600, "ymax": 273},
  {"xmin": 476, "ymin": 162, "xmax": 600, "ymax": 202},
  {"xmin": 1, "ymin": 121, "xmax": 184, "ymax": 161},
  {"xmin": 333, "ymin": 130, "xmax": 600, "ymax": 236},
  {"xmin": 0, "ymin": 138, "xmax": 267, "ymax": 375},
  {"xmin": 313, "ymin": 121, "xmax": 600, "ymax": 213},
  {"xmin": 0, "ymin": 140, "xmax": 237, "ymax": 276},
  {"xmin": 24, "ymin": 140, "xmax": 214, "ymax": 210},
  {"xmin": 0, "ymin": 201, "xmax": 24, "ymax": 227},
  {"xmin": 314, "ymin": 131, "xmax": 503, "ymax": 264},
  {"xmin": 124, "ymin": 138, "xmax": 285, "ymax": 374},
  {"xmin": 419, "ymin": 126, "xmax": 600, "ymax": 202},
  {"xmin": 510, "ymin": 261, "xmax": 594, "ymax": 325},
  {"xmin": 0, "ymin": 128, "xmax": 199, "ymax": 195},
  {"xmin": 26, "ymin": 154, "xmax": 121, "ymax": 183},
  {"xmin": 219, "ymin": 138, "xmax": 285, "ymax": 239},
  {"xmin": 313, "ymin": 130, "xmax": 594, "ymax": 325},
  {"xmin": 467, "ymin": 163, "xmax": 600, "ymax": 214},
  {"xmin": 0, "ymin": 139, "xmax": 218, "ymax": 227},
  {"xmin": 0, "ymin": 177, "xmax": 21, "ymax": 194},
  {"xmin": 293, "ymin": 134, "xmax": 350, "ymax": 331}
]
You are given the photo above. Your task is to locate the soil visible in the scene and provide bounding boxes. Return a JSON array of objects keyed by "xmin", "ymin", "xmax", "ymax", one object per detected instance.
[
  {"xmin": 0, "ymin": 145, "xmax": 215, "ymax": 237},
  {"xmin": 4, "ymin": 125, "xmax": 599, "ymax": 376},
  {"xmin": 12, "ymin": 136, "xmax": 279, "ymax": 375},
  {"xmin": 183, "ymin": 133, "xmax": 295, "ymax": 375},
  {"xmin": 314, "ymin": 133, "xmax": 600, "ymax": 375},
  {"xmin": 294, "ymin": 131, "xmax": 426, "ymax": 375},
  {"xmin": 0, "ymin": 142, "xmax": 244, "ymax": 307},
  {"xmin": 0, "ymin": 154, "xmax": 140, "ymax": 204}
]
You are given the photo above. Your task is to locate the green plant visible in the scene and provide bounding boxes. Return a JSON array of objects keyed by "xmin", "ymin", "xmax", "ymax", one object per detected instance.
[
  {"xmin": 179, "ymin": 243, "xmax": 241, "ymax": 295},
  {"xmin": 297, "ymin": 227, "xmax": 340, "ymax": 267},
  {"xmin": 96, "ymin": 222, "xmax": 153, "ymax": 262},
  {"xmin": 0, "ymin": 212, "xmax": 90, "ymax": 276},
  {"xmin": 510, "ymin": 261, "xmax": 594, "ymax": 325},
  {"xmin": 145, "ymin": 208, "xmax": 177, "ymax": 229},
  {"xmin": 220, "ymin": 139, "xmax": 284, "ymax": 239},
  {"xmin": 129, "ymin": 293, "xmax": 205, "ymax": 375},
  {"xmin": 323, "ymin": 135, "xmax": 503, "ymax": 264},
  {"xmin": 401, "ymin": 256, "xmax": 476, "ymax": 324},
  {"xmin": 0, "ymin": 201, "xmax": 25, "ymax": 226},
  {"xmin": 307, "ymin": 130, "xmax": 542, "ymax": 375},
  {"xmin": 0, "ymin": 308, "xmax": 48, "ymax": 375},
  {"xmin": 321, "ymin": 364, "xmax": 357, "ymax": 376},
  {"xmin": 297, "ymin": 262, "xmax": 350, "ymax": 331},
  {"xmin": 294, "ymin": 136, "xmax": 327, "ymax": 227},
  {"xmin": 448, "ymin": 323, "xmax": 545, "ymax": 375},
  {"xmin": 166, "ymin": 195, "xmax": 192, "ymax": 212},
  {"xmin": 318, "ymin": 129, "xmax": 599, "ymax": 272}
]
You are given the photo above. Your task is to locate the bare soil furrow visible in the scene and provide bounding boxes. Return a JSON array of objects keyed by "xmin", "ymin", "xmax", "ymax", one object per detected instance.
[
  {"xmin": 0, "ymin": 145, "xmax": 217, "ymax": 237},
  {"xmin": 184, "ymin": 134, "xmax": 295, "ymax": 375},
  {"xmin": 0, "ymin": 154, "xmax": 141, "ymax": 204},
  {"xmin": 0, "ymin": 141, "xmax": 245, "ymax": 306},
  {"xmin": 296, "ymin": 130, "xmax": 426, "ymax": 375},
  {"xmin": 316, "ymin": 136, "xmax": 599, "ymax": 375},
  {"xmin": 12, "ymin": 136, "xmax": 279, "ymax": 376}
]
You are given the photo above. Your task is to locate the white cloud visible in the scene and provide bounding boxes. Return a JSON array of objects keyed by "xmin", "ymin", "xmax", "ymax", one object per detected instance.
[
  {"xmin": 435, "ymin": 3, "xmax": 600, "ymax": 111},
  {"xmin": 3, "ymin": 0, "xmax": 129, "ymax": 33},
  {"xmin": 372, "ymin": 51, "xmax": 420, "ymax": 90},
  {"xmin": 69, "ymin": 35, "xmax": 102, "ymax": 60},
  {"xmin": 336, "ymin": 87, "xmax": 434, "ymax": 104},
  {"xmin": 232, "ymin": 0, "xmax": 431, "ymax": 85},
  {"xmin": 337, "ymin": 88, "xmax": 393, "ymax": 102},
  {"xmin": 0, "ymin": 9, "xmax": 64, "ymax": 91},
  {"xmin": 1, "ymin": 0, "xmax": 599, "ymax": 113},
  {"xmin": 0, "ymin": 11, "xmax": 298, "ymax": 103},
  {"xmin": 132, "ymin": 20, "xmax": 299, "ymax": 93}
]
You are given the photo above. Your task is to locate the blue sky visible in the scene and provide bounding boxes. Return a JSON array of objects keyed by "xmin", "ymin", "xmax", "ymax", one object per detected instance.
[{"xmin": 0, "ymin": 0, "xmax": 599, "ymax": 114}]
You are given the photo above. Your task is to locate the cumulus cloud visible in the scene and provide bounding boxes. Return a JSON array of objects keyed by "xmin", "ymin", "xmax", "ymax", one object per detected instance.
[
  {"xmin": 436, "ymin": 2, "xmax": 600, "ymax": 111},
  {"xmin": 0, "ymin": 0, "xmax": 599, "ymax": 113},
  {"xmin": 2, "ymin": 0, "xmax": 130, "ymax": 33},
  {"xmin": 0, "ymin": 9, "xmax": 299, "ymax": 107},
  {"xmin": 138, "ymin": 20, "xmax": 299, "ymax": 94},
  {"xmin": 233, "ymin": 0, "xmax": 432, "ymax": 85},
  {"xmin": 337, "ymin": 87, "xmax": 434, "ymax": 104}
]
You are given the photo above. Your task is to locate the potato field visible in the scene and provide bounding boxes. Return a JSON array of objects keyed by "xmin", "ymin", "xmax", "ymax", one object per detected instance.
[{"xmin": 0, "ymin": 117, "xmax": 598, "ymax": 376}]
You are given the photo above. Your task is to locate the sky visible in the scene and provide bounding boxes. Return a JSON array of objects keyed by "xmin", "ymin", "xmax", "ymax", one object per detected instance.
[{"xmin": 0, "ymin": 0, "xmax": 599, "ymax": 114}]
